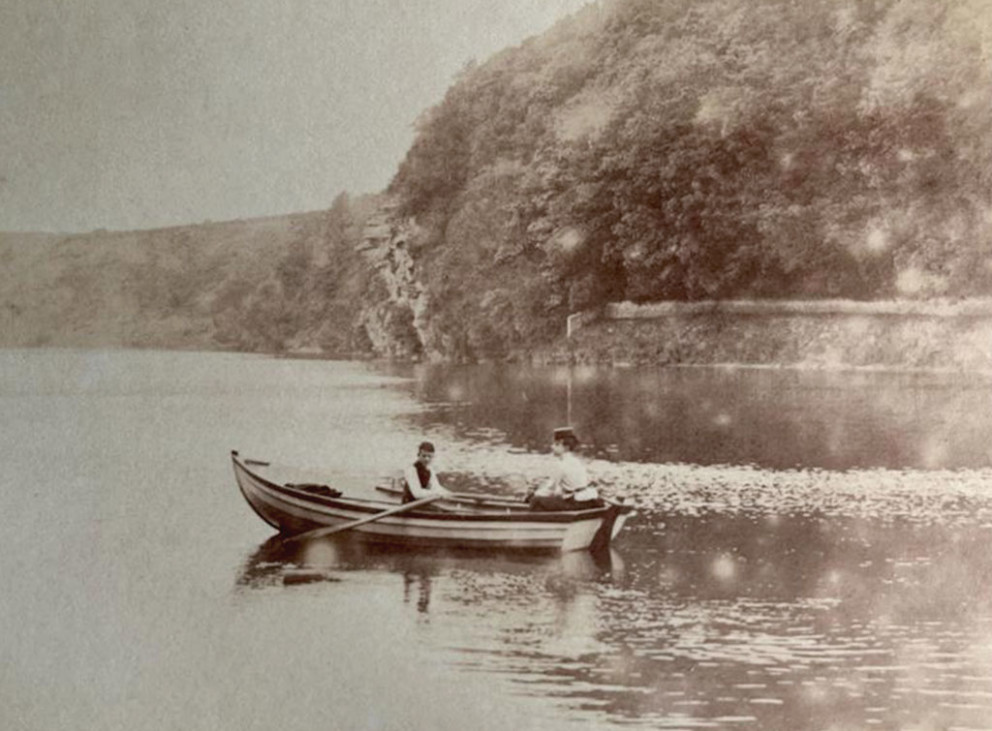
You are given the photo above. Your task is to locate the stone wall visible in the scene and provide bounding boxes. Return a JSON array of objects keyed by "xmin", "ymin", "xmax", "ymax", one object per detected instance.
[{"xmin": 558, "ymin": 299, "xmax": 992, "ymax": 371}]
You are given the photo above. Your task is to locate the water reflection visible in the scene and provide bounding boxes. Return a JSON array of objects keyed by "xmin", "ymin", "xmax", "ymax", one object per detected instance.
[
  {"xmin": 236, "ymin": 535, "xmax": 625, "ymax": 596},
  {"xmin": 382, "ymin": 363, "xmax": 992, "ymax": 470},
  {"xmin": 237, "ymin": 513, "xmax": 992, "ymax": 729}
]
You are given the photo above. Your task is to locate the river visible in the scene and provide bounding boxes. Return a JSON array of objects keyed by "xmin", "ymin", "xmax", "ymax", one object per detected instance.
[{"xmin": 1, "ymin": 348, "xmax": 991, "ymax": 730}]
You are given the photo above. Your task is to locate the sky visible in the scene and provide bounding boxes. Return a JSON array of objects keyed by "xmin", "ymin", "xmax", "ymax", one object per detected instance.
[{"xmin": 0, "ymin": 0, "xmax": 591, "ymax": 234}]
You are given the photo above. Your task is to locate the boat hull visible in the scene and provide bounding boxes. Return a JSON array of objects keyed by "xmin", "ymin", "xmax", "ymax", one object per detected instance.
[{"xmin": 232, "ymin": 452, "xmax": 631, "ymax": 552}]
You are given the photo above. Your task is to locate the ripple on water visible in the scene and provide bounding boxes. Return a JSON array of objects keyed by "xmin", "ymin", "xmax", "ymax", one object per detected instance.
[
  {"xmin": 419, "ymin": 435, "xmax": 992, "ymax": 527},
  {"xmin": 419, "ymin": 555, "xmax": 992, "ymax": 729}
]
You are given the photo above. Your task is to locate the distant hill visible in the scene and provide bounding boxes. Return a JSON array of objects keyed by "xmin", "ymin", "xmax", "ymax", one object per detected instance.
[{"xmin": 0, "ymin": 194, "xmax": 381, "ymax": 354}]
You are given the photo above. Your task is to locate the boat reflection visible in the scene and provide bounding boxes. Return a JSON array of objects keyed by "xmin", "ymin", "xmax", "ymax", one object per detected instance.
[
  {"xmin": 236, "ymin": 533, "xmax": 627, "ymax": 601},
  {"xmin": 403, "ymin": 570, "xmax": 432, "ymax": 613}
]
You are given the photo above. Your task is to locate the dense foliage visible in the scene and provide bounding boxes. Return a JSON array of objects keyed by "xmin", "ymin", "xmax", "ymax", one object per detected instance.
[
  {"xmin": 388, "ymin": 0, "xmax": 992, "ymax": 359},
  {"xmin": 211, "ymin": 193, "xmax": 377, "ymax": 353}
]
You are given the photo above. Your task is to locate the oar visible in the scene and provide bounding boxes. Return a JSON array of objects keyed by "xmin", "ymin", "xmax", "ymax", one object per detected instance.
[{"xmin": 283, "ymin": 494, "xmax": 443, "ymax": 544}]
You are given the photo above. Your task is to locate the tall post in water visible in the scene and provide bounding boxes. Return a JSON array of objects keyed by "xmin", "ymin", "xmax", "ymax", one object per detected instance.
[
  {"xmin": 567, "ymin": 368, "xmax": 573, "ymax": 426},
  {"xmin": 565, "ymin": 313, "xmax": 574, "ymax": 426}
]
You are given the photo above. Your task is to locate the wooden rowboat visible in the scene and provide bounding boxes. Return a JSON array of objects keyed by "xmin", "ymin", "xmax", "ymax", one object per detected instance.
[{"xmin": 231, "ymin": 451, "xmax": 633, "ymax": 552}]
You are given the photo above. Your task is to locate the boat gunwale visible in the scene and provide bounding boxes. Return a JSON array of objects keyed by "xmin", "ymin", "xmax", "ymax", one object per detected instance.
[
  {"xmin": 232, "ymin": 452, "xmax": 617, "ymax": 525},
  {"xmin": 244, "ymin": 482, "xmax": 596, "ymax": 536}
]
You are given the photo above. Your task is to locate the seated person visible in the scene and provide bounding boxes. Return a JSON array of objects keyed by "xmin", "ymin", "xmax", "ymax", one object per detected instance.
[
  {"xmin": 526, "ymin": 427, "xmax": 602, "ymax": 511},
  {"xmin": 402, "ymin": 441, "xmax": 452, "ymax": 504}
]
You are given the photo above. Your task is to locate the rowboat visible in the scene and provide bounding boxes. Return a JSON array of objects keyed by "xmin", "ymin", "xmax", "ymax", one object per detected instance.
[{"xmin": 231, "ymin": 451, "xmax": 633, "ymax": 552}]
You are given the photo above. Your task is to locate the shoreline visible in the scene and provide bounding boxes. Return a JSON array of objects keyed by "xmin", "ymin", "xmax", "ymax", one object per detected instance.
[{"xmin": 5, "ymin": 340, "xmax": 992, "ymax": 378}]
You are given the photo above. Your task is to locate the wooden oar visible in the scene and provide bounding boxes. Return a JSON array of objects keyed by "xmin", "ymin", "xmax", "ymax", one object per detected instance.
[
  {"xmin": 375, "ymin": 484, "xmax": 524, "ymax": 509},
  {"xmin": 283, "ymin": 494, "xmax": 443, "ymax": 544}
]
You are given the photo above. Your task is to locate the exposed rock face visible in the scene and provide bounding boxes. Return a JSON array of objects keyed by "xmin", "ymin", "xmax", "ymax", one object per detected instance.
[{"xmin": 356, "ymin": 200, "xmax": 435, "ymax": 360}]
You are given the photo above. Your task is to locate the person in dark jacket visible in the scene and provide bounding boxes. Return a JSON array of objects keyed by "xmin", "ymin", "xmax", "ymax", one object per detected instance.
[{"xmin": 402, "ymin": 441, "xmax": 452, "ymax": 503}]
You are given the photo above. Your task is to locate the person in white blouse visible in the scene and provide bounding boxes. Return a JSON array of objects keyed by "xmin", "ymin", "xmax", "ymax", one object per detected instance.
[
  {"xmin": 526, "ymin": 427, "xmax": 601, "ymax": 511},
  {"xmin": 402, "ymin": 441, "xmax": 452, "ymax": 503}
]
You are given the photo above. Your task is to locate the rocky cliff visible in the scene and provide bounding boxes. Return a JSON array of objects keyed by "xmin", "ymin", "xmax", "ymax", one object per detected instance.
[{"xmin": 354, "ymin": 201, "xmax": 433, "ymax": 359}]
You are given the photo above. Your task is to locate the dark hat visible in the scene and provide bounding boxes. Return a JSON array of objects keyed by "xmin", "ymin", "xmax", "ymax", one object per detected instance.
[
  {"xmin": 552, "ymin": 427, "xmax": 579, "ymax": 448},
  {"xmin": 418, "ymin": 441, "xmax": 435, "ymax": 454}
]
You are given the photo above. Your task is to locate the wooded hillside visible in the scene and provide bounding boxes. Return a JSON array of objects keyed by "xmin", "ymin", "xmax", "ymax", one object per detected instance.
[{"xmin": 386, "ymin": 0, "xmax": 992, "ymax": 360}]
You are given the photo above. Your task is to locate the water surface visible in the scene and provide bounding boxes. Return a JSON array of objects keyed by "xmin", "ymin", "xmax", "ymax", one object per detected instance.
[
  {"xmin": 395, "ymin": 363, "xmax": 992, "ymax": 470},
  {"xmin": 2, "ymin": 349, "xmax": 991, "ymax": 730}
]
